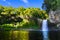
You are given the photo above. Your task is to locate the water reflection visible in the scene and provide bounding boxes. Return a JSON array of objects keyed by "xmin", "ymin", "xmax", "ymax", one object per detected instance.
[
  {"xmin": 0, "ymin": 30, "xmax": 29, "ymax": 40},
  {"xmin": 0, "ymin": 30, "xmax": 60, "ymax": 40}
]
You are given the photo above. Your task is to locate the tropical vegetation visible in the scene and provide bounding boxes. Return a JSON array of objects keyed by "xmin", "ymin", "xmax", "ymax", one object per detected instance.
[{"xmin": 0, "ymin": 5, "xmax": 48, "ymax": 30}]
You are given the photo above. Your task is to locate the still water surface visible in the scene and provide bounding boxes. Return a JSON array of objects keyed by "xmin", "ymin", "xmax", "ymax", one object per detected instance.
[{"xmin": 0, "ymin": 30, "xmax": 60, "ymax": 40}]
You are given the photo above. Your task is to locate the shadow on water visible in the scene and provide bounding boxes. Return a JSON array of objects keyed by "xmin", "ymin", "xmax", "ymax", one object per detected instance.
[
  {"xmin": 29, "ymin": 31, "xmax": 43, "ymax": 40},
  {"xmin": 49, "ymin": 30, "xmax": 60, "ymax": 40}
]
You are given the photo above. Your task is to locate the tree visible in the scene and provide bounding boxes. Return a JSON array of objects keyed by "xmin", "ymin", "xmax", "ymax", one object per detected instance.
[
  {"xmin": 57, "ymin": 0, "xmax": 60, "ymax": 10},
  {"xmin": 42, "ymin": 0, "xmax": 57, "ymax": 13},
  {"xmin": 3, "ymin": 6, "xmax": 14, "ymax": 15},
  {"xmin": 0, "ymin": 5, "xmax": 4, "ymax": 14}
]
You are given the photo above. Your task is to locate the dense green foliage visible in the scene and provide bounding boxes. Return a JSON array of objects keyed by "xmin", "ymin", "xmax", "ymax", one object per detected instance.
[
  {"xmin": 0, "ymin": 5, "xmax": 48, "ymax": 29},
  {"xmin": 57, "ymin": 0, "xmax": 60, "ymax": 9},
  {"xmin": 42, "ymin": 0, "xmax": 57, "ymax": 13}
]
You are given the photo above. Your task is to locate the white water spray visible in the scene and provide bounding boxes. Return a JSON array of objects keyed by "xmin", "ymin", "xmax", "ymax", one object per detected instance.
[{"xmin": 42, "ymin": 20, "xmax": 49, "ymax": 40}]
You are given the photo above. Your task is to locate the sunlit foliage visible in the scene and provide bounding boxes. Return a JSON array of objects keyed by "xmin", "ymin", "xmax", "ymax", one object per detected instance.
[{"xmin": 0, "ymin": 5, "xmax": 48, "ymax": 29}]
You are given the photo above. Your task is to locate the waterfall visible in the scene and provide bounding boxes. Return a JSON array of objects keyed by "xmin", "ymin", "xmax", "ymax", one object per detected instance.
[{"xmin": 42, "ymin": 20, "xmax": 49, "ymax": 40}]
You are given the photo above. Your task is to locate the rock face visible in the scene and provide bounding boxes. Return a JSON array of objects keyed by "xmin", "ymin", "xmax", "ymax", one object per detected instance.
[
  {"xmin": 49, "ymin": 0, "xmax": 60, "ymax": 27},
  {"xmin": 49, "ymin": 10, "xmax": 60, "ymax": 23},
  {"xmin": 49, "ymin": 10, "xmax": 60, "ymax": 27}
]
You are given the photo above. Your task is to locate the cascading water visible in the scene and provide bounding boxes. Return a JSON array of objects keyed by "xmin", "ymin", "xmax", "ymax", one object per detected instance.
[{"xmin": 42, "ymin": 20, "xmax": 49, "ymax": 40}]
